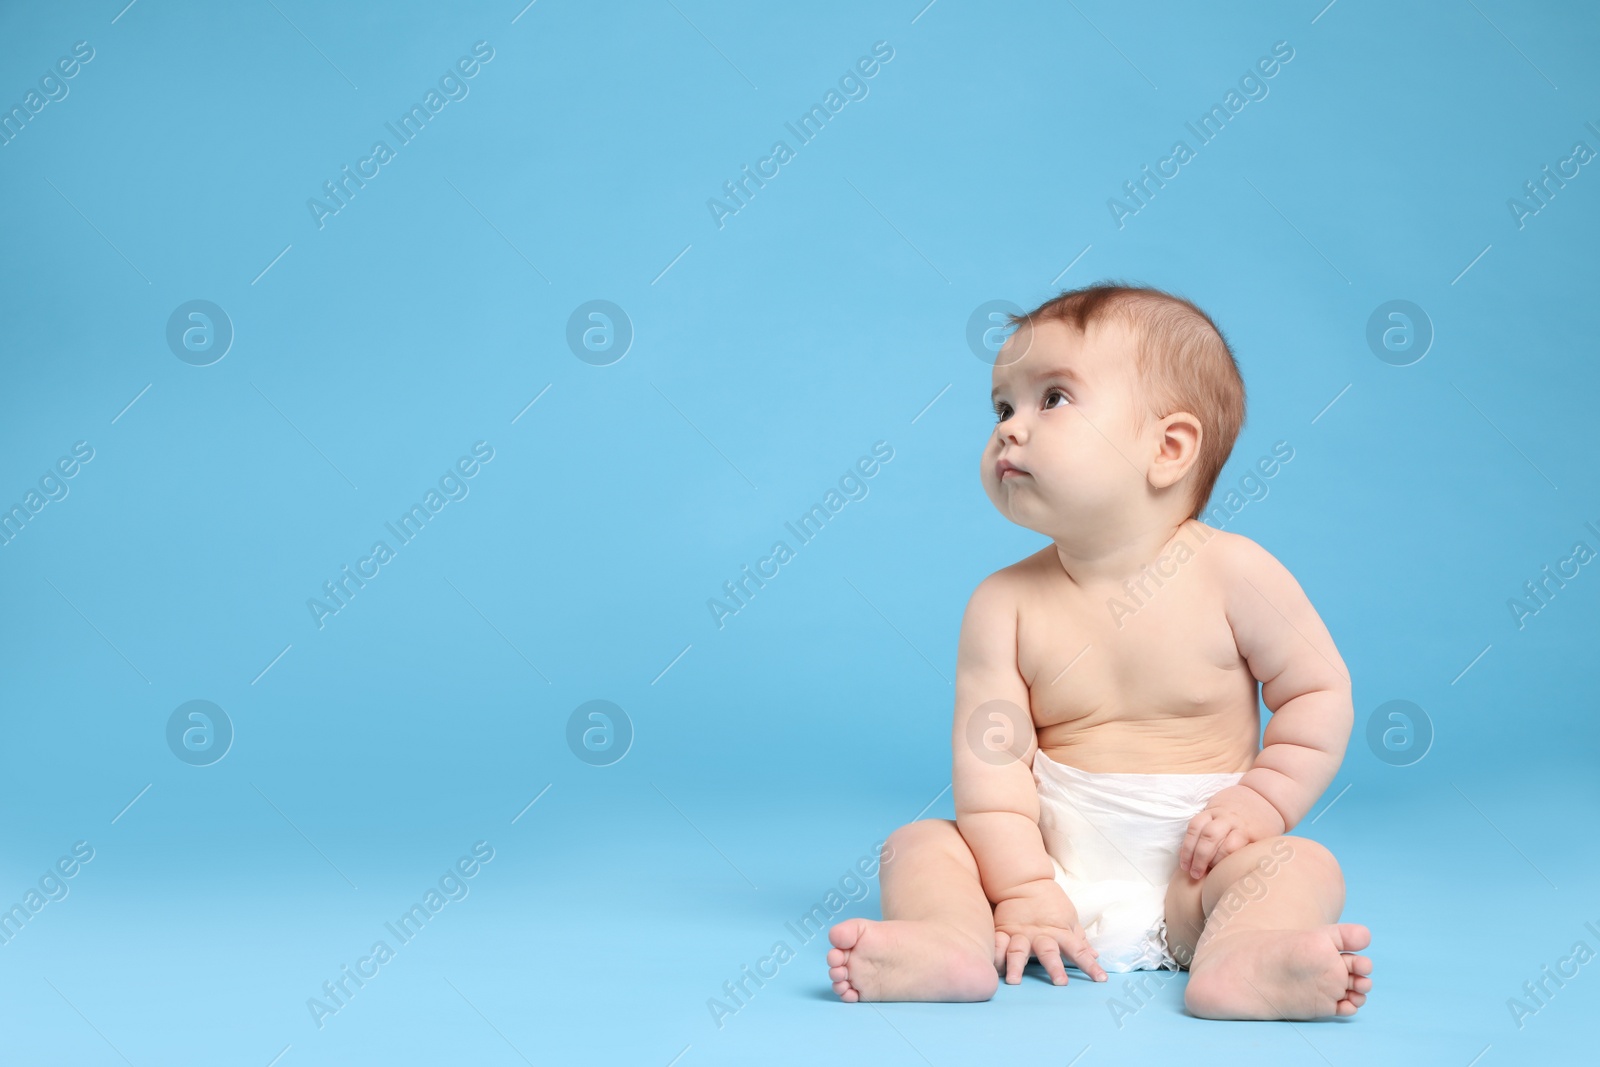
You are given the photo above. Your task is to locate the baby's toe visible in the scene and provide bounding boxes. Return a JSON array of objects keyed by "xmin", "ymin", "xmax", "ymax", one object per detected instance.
[
  {"xmin": 1337, "ymin": 991, "xmax": 1366, "ymax": 1014},
  {"xmin": 1332, "ymin": 923, "xmax": 1371, "ymax": 952},
  {"xmin": 828, "ymin": 917, "xmax": 868, "ymax": 952}
]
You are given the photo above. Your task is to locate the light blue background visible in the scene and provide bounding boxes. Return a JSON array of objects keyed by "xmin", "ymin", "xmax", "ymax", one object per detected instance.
[{"xmin": 1, "ymin": 1, "xmax": 1596, "ymax": 1064}]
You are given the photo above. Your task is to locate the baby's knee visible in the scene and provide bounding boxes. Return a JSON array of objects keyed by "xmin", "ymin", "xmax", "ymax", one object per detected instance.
[
  {"xmin": 884, "ymin": 818, "xmax": 964, "ymax": 863},
  {"xmin": 1204, "ymin": 835, "xmax": 1339, "ymax": 910},
  {"xmin": 1272, "ymin": 835, "xmax": 1342, "ymax": 885}
]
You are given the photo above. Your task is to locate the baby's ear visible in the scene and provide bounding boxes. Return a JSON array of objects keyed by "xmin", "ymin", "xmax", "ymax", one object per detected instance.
[{"xmin": 1149, "ymin": 411, "xmax": 1202, "ymax": 490}]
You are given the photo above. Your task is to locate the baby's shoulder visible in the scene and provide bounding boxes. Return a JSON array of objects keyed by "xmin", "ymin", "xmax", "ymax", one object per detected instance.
[
  {"xmin": 960, "ymin": 548, "xmax": 1051, "ymax": 618},
  {"xmin": 1190, "ymin": 523, "xmax": 1284, "ymax": 574},
  {"xmin": 987, "ymin": 544, "xmax": 1061, "ymax": 590}
]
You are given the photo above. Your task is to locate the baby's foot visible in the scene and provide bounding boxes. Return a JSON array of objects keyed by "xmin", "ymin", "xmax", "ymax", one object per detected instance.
[
  {"xmin": 1184, "ymin": 923, "xmax": 1373, "ymax": 1020},
  {"xmin": 827, "ymin": 918, "xmax": 998, "ymax": 1002}
]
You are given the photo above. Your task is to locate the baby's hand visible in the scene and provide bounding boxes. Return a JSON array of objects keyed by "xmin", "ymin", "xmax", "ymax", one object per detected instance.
[
  {"xmin": 1179, "ymin": 784, "xmax": 1286, "ymax": 881},
  {"xmin": 991, "ymin": 879, "xmax": 1108, "ymax": 985}
]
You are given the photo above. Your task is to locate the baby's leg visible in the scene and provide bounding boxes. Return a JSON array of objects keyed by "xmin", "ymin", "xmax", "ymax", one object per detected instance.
[
  {"xmin": 1164, "ymin": 835, "xmax": 1374, "ymax": 1020},
  {"xmin": 827, "ymin": 819, "xmax": 999, "ymax": 1002}
]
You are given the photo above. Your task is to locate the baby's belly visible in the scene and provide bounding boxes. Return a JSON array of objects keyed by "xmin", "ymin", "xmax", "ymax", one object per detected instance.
[{"xmin": 1034, "ymin": 712, "xmax": 1257, "ymax": 775}]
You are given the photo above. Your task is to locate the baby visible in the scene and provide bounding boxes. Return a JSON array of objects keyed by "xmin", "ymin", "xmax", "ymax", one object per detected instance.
[{"xmin": 827, "ymin": 284, "xmax": 1373, "ymax": 1019}]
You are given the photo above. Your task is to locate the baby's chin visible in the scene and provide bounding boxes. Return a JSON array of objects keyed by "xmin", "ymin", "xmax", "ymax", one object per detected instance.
[
  {"xmin": 986, "ymin": 480, "xmax": 1061, "ymax": 529},
  {"xmin": 988, "ymin": 483, "xmax": 1113, "ymax": 538}
]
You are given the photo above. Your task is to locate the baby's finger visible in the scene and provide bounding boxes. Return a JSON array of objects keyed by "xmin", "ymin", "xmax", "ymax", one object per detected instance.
[
  {"xmin": 1061, "ymin": 933, "xmax": 1107, "ymax": 982},
  {"xmin": 1004, "ymin": 932, "xmax": 1032, "ymax": 985},
  {"xmin": 1189, "ymin": 827, "xmax": 1224, "ymax": 879},
  {"xmin": 1184, "ymin": 837, "xmax": 1206, "ymax": 879},
  {"xmin": 1034, "ymin": 935, "xmax": 1069, "ymax": 986},
  {"xmin": 1198, "ymin": 825, "xmax": 1234, "ymax": 873},
  {"xmin": 1179, "ymin": 813, "xmax": 1210, "ymax": 871}
]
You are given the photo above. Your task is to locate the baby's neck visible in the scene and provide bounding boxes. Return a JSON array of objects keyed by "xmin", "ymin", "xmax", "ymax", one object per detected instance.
[{"xmin": 1050, "ymin": 514, "xmax": 1203, "ymax": 589}]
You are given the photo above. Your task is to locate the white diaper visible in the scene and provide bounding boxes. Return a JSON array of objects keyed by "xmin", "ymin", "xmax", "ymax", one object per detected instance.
[{"xmin": 1031, "ymin": 748, "xmax": 1244, "ymax": 972}]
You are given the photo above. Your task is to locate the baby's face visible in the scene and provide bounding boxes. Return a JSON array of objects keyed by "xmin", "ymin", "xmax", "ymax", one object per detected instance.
[{"xmin": 981, "ymin": 318, "xmax": 1153, "ymax": 535}]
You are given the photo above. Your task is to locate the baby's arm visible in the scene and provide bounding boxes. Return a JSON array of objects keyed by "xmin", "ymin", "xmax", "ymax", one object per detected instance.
[
  {"xmin": 951, "ymin": 576, "xmax": 1106, "ymax": 984},
  {"xmin": 1179, "ymin": 536, "xmax": 1354, "ymax": 881}
]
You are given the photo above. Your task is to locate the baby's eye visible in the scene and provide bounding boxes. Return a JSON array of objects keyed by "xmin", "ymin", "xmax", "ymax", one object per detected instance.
[
  {"xmin": 1043, "ymin": 388, "xmax": 1069, "ymax": 409},
  {"xmin": 992, "ymin": 402, "xmax": 1011, "ymax": 422}
]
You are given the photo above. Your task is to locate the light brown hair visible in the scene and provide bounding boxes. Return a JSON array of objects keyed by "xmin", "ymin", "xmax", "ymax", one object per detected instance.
[{"xmin": 1008, "ymin": 282, "xmax": 1246, "ymax": 519}]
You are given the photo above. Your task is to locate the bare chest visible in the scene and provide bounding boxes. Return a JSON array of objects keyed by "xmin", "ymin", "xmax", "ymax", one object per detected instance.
[{"xmin": 1015, "ymin": 551, "xmax": 1255, "ymax": 737}]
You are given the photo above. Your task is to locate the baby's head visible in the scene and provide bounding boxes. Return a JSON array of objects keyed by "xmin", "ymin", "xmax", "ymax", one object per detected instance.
[{"xmin": 981, "ymin": 282, "xmax": 1245, "ymax": 540}]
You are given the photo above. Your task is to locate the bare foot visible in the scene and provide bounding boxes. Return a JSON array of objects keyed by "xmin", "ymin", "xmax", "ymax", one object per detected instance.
[
  {"xmin": 1184, "ymin": 923, "xmax": 1373, "ymax": 1020},
  {"xmin": 827, "ymin": 918, "xmax": 999, "ymax": 1002}
]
